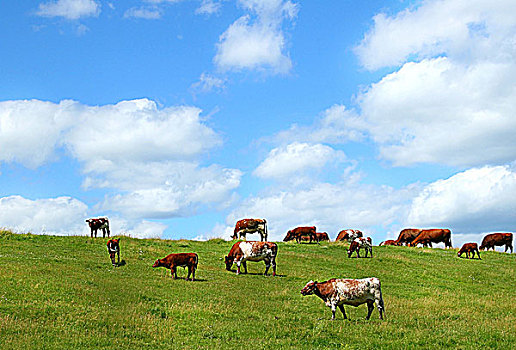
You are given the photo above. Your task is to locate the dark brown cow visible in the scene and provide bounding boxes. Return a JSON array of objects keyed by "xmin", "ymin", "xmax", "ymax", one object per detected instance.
[
  {"xmin": 479, "ymin": 233, "xmax": 513, "ymax": 253},
  {"xmin": 106, "ymin": 238, "xmax": 120, "ymax": 266},
  {"xmin": 379, "ymin": 240, "xmax": 399, "ymax": 246},
  {"xmin": 232, "ymin": 218, "xmax": 268, "ymax": 241},
  {"xmin": 300, "ymin": 232, "xmax": 330, "ymax": 242},
  {"xmin": 152, "ymin": 253, "xmax": 198, "ymax": 281},
  {"xmin": 335, "ymin": 229, "xmax": 363, "ymax": 242},
  {"xmin": 86, "ymin": 217, "xmax": 110, "ymax": 238},
  {"xmin": 396, "ymin": 228, "xmax": 421, "ymax": 246},
  {"xmin": 348, "ymin": 237, "xmax": 373, "ymax": 258},
  {"xmin": 225, "ymin": 241, "xmax": 277, "ymax": 276},
  {"xmin": 284, "ymin": 226, "xmax": 316, "ymax": 243},
  {"xmin": 457, "ymin": 243, "xmax": 481, "ymax": 259},
  {"xmin": 409, "ymin": 229, "xmax": 452, "ymax": 248}
]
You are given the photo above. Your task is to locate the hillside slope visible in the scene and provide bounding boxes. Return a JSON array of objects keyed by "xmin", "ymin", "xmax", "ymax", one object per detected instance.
[{"xmin": 0, "ymin": 232, "xmax": 515, "ymax": 349}]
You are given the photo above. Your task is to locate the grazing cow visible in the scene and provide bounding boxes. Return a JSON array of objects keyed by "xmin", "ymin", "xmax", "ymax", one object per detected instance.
[
  {"xmin": 409, "ymin": 229, "xmax": 452, "ymax": 248},
  {"xmin": 232, "ymin": 218, "xmax": 268, "ymax": 241},
  {"xmin": 479, "ymin": 233, "xmax": 513, "ymax": 253},
  {"xmin": 284, "ymin": 226, "xmax": 316, "ymax": 243},
  {"xmin": 457, "ymin": 243, "xmax": 481, "ymax": 259},
  {"xmin": 348, "ymin": 237, "xmax": 373, "ymax": 258},
  {"xmin": 106, "ymin": 238, "xmax": 120, "ymax": 266},
  {"xmin": 86, "ymin": 217, "xmax": 110, "ymax": 238},
  {"xmin": 379, "ymin": 240, "xmax": 399, "ymax": 246},
  {"xmin": 300, "ymin": 232, "xmax": 330, "ymax": 242},
  {"xmin": 300, "ymin": 277, "xmax": 385, "ymax": 320},
  {"xmin": 152, "ymin": 253, "xmax": 198, "ymax": 281},
  {"xmin": 396, "ymin": 228, "xmax": 421, "ymax": 246},
  {"xmin": 225, "ymin": 241, "xmax": 277, "ymax": 276},
  {"xmin": 335, "ymin": 229, "xmax": 363, "ymax": 243}
]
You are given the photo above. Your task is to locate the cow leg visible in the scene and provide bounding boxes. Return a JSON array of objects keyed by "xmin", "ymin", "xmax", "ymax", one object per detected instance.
[
  {"xmin": 263, "ymin": 259, "xmax": 271, "ymax": 276},
  {"xmin": 330, "ymin": 304, "xmax": 337, "ymax": 320},
  {"xmin": 370, "ymin": 247, "xmax": 373, "ymax": 258},
  {"xmin": 236, "ymin": 261, "xmax": 241, "ymax": 275},
  {"xmin": 187, "ymin": 266, "xmax": 192, "ymax": 281},
  {"xmin": 366, "ymin": 300, "xmax": 374, "ymax": 320},
  {"xmin": 338, "ymin": 305, "xmax": 347, "ymax": 320},
  {"xmin": 171, "ymin": 266, "xmax": 177, "ymax": 279},
  {"xmin": 242, "ymin": 261, "xmax": 248, "ymax": 274},
  {"xmin": 117, "ymin": 251, "xmax": 120, "ymax": 264},
  {"xmin": 356, "ymin": 248, "xmax": 360, "ymax": 258}
]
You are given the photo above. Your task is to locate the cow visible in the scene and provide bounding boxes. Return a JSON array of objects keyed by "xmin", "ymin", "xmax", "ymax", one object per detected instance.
[
  {"xmin": 106, "ymin": 238, "xmax": 120, "ymax": 266},
  {"xmin": 224, "ymin": 241, "xmax": 277, "ymax": 276},
  {"xmin": 457, "ymin": 243, "xmax": 481, "ymax": 259},
  {"xmin": 232, "ymin": 218, "xmax": 268, "ymax": 241},
  {"xmin": 152, "ymin": 253, "xmax": 198, "ymax": 281},
  {"xmin": 284, "ymin": 226, "xmax": 316, "ymax": 243},
  {"xmin": 86, "ymin": 217, "xmax": 110, "ymax": 238},
  {"xmin": 300, "ymin": 232, "xmax": 330, "ymax": 242},
  {"xmin": 409, "ymin": 229, "xmax": 452, "ymax": 249},
  {"xmin": 301, "ymin": 277, "xmax": 385, "ymax": 320},
  {"xmin": 335, "ymin": 229, "xmax": 363, "ymax": 243},
  {"xmin": 479, "ymin": 233, "xmax": 513, "ymax": 253},
  {"xmin": 348, "ymin": 237, "xmax": 373, "ymax": 258},
  {"xmin": 379, "ymin": 240, "xmax": 399, "ymax": 246},
  {"xmin": 395, "ymin": 228, "xmax": 421, "ymax": 246}
]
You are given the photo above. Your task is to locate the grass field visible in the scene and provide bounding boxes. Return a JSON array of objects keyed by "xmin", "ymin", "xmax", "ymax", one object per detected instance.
[{"xmin": 0, "ymin": 230, "xmax": 515, "ymax": 349}]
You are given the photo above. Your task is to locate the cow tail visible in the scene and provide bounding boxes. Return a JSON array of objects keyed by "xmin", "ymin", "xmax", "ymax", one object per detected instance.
[
  {"xmin": 194, "ymin": 253, "xmax": 199, "ymax": 269},
  {"xmin": 265, "ymin": 219, "xmax": 268, "ymax": 241},
  {"xmin": 376, "ymin": 279, "xmax": 386, "ymax": 319}
]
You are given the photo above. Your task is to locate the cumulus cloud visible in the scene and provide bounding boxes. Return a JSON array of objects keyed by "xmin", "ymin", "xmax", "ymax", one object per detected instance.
[
  {"xmin": 214, "ymin": 0, "xmax": 298, "ymax": 73},
  {"xmin": 36, "ymin": 0, "xmax": 100, "ymax": 19},
  {"xmin": 0, "ymin": 195, "xmax": 88, "ymax": 235},
  {"xmin": 254, "ymin": 142, "xmax": 346, "ymax": 181},
  {"xmin": 0, "ymin": 99, "xmax": 242, "ymax": 220}
]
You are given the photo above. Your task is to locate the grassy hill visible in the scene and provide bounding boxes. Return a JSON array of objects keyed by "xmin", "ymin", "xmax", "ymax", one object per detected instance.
[{"xmin": 0, "ymin": 231, "xmax": 515, "ymax": 349}]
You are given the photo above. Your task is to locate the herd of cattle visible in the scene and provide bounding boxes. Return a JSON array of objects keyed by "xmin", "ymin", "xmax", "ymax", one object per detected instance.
[{"xmin": 86, "ymin": 216, "xmax": 514, "ymax": 320}]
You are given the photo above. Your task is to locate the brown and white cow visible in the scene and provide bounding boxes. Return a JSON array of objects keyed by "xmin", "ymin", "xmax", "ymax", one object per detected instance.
[
  {"xmin": 299, "ymin": 232, "xmax": 330, "ymax": 243},
  {"xmin": 232, "ymin": 218, "xmax": 268, "ymax": 241},
  {"xmin": 348, "ymin": 237, "xmax": 373, "ymax": 258},
  {"xmin": 225, "ymin": 241, "xmax": 277, "ymax": 276},
  {"xmin": 106, "ymin": 238, "xmax": 120, "ymax": 266},
  {"xmin": 457, "ymin": 243, "xmax": 481, "ymax": 259},
  {"xmin": 479, "ymin": 233, "xmax": 513, "ymax": 253},
  {"xmin": 301, "ymin": 277, "xmax": 385, "ymax": 320},
  {"xmin": 152, "ymin": 253, "xmax": 198, "ymax": 281},
  {"xmin": 395, "ymin": 228, "xmax": 421, "ymax": 246},
  {"xmin": 284, "ymin": 226, "xmax": 316, "ymax": 243},
  {"xmin": 86, "ymin": 217, "xmax": 110, "ymax": 238},
  {"xmin": 379, "ymin": 240, "xmax": 399, "ymax": 246},
  {"xmin": 409, "ymin": 229, "xmax": 452, "ymax": 248},
  {"xmin": 335, "ymin": 229, "xmax": 363, "ymax": 243}
]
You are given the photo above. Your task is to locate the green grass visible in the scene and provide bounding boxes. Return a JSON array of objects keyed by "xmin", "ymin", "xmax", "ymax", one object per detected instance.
[{"xmin": 0, "ymin": 231, "xmax": 515, "ymax": 349}]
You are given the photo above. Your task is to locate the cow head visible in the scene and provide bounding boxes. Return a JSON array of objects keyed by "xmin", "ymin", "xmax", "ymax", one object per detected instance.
[
  {"xmin": 283, "ymin": 230, "xmax": 294, "ymax": 242},
  {"xmin": 224, "ymin": 256, "xmax": 233, "ymax": 271},
  {"xmin": 347, "ymin": 240, "xmax": 359, "ymax": 257},
  {"xmin": 300, "ymin": 280, "xmax": 318, "ymax": 296},
  {"xmin": 152, "ymin": 259, "xmax": 163, "ymax": 268}
]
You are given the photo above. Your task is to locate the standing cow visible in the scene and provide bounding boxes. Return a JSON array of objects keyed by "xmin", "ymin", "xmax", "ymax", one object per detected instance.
[
  {"xmin": 396, "ymin": 228, "xmax": 421, "ymax": 246},
  {"xmin": 106, "ymin": 238, "xmax": 120, "ymax": 266},
  {"xmin": 225, "ymin": 241, "xmax": 277, "ymax": 276},
  {"xmin": 152, "ymin": 253, "xmax": 199, "ymax": 281},
  {"xmin": 409, "ymin": 229, "xmax": 452, "ymax": 248},
  {"xmin": 284, "ymin": 226, "xmax": 317, "ymax": 243},
  {"xmin": 479, "ymin": 233, "xmax": 513, "ymax": 253},
  {"xmin": 335, "ymin": 229, "xmax": 363, "ymax": 243},
  {"xmin": 457, "ymin": 243, "xmax": 481, "ymax": 259},
  {"xmin": 86, "ymin": 217, "xmax": 110, "ymax": 238},
  {"xmin": 348, "ymin": 237, "xmax": 373, "ymax": 258},
  {"xmin": 232, "ymin": 218, "xmax": 268, "ymax": 241},
  {"xmin": 379, "ymin": 240, "xmax": 399, "ymax": 246}
]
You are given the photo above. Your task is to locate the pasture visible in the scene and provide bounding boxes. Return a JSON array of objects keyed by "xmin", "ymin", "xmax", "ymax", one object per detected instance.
[{"xmin": 0, "ymin": 230, "xmax": 515, "ymax": 349}]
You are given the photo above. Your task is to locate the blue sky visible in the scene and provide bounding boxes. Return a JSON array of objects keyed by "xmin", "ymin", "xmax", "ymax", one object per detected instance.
[{"xmin": 1, "ymin": 0, "xmax": 516, "ymax": 247}]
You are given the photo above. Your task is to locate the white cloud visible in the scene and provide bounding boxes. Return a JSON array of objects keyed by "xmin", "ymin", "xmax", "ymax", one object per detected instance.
[
  {"xmin": 124, "ymin": 7, "xmax": 162, "ymax": 19},
  {"xmin": 407, "ymin": 165, "xmax": 516, "ymax": 233},
  {"xmin": 254, "ymin": 142, "xmax": 346, "ymax": 180},
  {"xmin": 0, "ymin": 195, "xmax": 88, "ymax": 235},
  {"xmin": 190, "ymin": 73, "xmax": 226, "ymax": 93},
  {"xmin": 36, "ymin": 0, "xmax": 100, "ymax": 20},
  {"xmin": 196, "ymin": 0, "xmax": 223, "ymax": 16},
  {"xmin": 214, "ymin": 0, "xmax": 298, "ymax": 73}
]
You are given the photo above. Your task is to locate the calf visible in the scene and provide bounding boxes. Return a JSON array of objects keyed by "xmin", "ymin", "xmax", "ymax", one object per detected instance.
[
  {"xmin": 301, "ymin": 278, "xmax": 385, "ymax": 320},
  {"xmin": 152, "ymin": 253, "xmax": 198, "ymax": 281},
  {"xmin": 348, "ymin": 237, "xmax": 373, "ymax": 258},
  {"xmin": 106, "ymin": 238, "xmax": 120, "ymax": 266},
  {"xmin": 335, "ymin": 229, "xmax": 363, "ymax": 243},
  {"xmin": 457, "ymin": 243, "xmax": 481, "ymax": 259},
  {"xmin": 232, "ymin": 218, "xmax": 268, "ymax": 241},
  {"xmin": 284, "ymin": 226, "xmax": 316, "ymax": 243},
  {"xmin": 395, "ymin": 228, "xmax": 421, "ymax": 246},
  {"xmin": 379, "ymin": 240, "xmax": 399, "ymax": 246},
  {"xmin": 479, "ymin": 233, "xmax": 513, "ymax": 253},
  {"xmin": 86, "ymin": 217, "xmax": 110, "ymax": 238},
  {"xmin": 225, "ymin": 241, "xmax": 277, "ymax": 276},
  {"xmin": 409, "ymin": 229, "xmax": 452, "ymax": 248}
]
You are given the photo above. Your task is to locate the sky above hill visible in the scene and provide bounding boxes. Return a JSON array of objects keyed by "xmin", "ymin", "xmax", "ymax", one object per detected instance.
[{"xmin": 1, "ymin": 0, "xmax": 516, "ymax": 247}]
